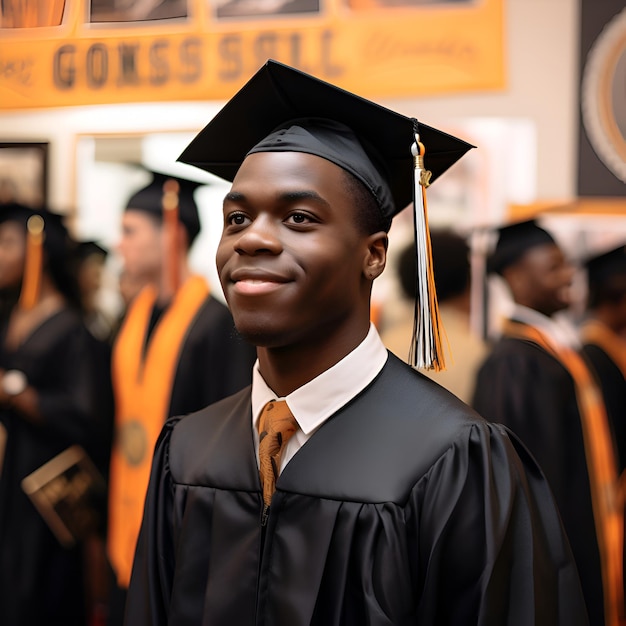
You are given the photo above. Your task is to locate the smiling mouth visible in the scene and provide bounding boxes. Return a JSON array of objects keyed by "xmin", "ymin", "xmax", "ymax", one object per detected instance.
[{"xmin": 232, "ymin": 278, "xmax": 286, "ymax": 296}]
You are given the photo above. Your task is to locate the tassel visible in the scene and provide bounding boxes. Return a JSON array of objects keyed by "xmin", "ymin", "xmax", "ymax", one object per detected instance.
[
  {"xmin": 162, "ymin": 178, "xmax": 181, "ymax": 298},
  {"xmin": 19, "ymin": 214, "xmax": 45, "ymax": 311},
  {"xmin": 409, "ymin": 130, "xmax": 446, "ymax": 371}
]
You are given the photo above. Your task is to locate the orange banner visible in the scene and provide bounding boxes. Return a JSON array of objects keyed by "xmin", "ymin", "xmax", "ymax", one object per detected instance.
[{"xmin": 0, "ymin": 0, "xmax": 504, "ymax": 109}]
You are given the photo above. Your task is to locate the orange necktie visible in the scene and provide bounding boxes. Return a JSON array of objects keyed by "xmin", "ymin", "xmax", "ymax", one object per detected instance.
[{"xmin": 258, "ymin": 400, "xmax": 298, "ymax": 507}]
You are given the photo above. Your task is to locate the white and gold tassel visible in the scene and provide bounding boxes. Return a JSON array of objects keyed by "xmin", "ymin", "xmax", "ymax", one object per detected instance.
[{"xmin": 409, "ymin": 133, "xmax": 446, "ymax": 371}]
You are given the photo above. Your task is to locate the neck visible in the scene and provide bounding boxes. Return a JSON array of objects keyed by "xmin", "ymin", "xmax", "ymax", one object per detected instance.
[
  {"xmin": 443, "ymin": 290, "xmax": 471, "ymax": 315},
  {"xmin": 257, "ymin": 321, "xmax": 370, "ymax": 397},
  {"xmin": 157, "ymin": 258, "xmax": 190, "ymax": 305},
  {"xmin": 36, "ymin": 276, "xmax": 65, "ymax": 307}
]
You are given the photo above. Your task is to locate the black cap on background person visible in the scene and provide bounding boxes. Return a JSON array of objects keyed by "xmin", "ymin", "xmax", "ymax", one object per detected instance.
[
  {"xmin": 487, "ymin": 219, "xmax": 556, "ymax": 276},
  {"xmin": 585, "ymin": 244, "xmax": 626, "ymax": 308},
  {"xmin": 178, "ymin": 59, "xmax": 474, "ymax": 369},
  {"xmin": 124, "ymin": 171, "xmax": 204, "ymax": 246}
]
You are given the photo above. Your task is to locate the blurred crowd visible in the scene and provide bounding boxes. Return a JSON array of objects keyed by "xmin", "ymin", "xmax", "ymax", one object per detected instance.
[
  {"xmin": 0, "ymin": 171, "xmax": 257, "ymax": 626},
  {"xmin": 381, "ymin": 223, "xmax": 626, "ymax": 626}
]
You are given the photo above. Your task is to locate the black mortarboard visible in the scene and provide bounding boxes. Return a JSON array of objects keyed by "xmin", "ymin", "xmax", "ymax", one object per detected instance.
[
  {"xmin": 488, "ymin": 219, "xmax": 556, "ymax": 275},
  {"xmin": 178, "ymin": 60, "xmax": 474, "ymax": 370},
  {"xmin": 178, "ymin": 60, "xmax": 473, "ymax": 220},
  {"xmin": 585, "ymin": 245, "xmax": 626, "ymax": 285},
  {"xmin": 76, "ymin": 240, "xmax": 109, "ymax": 261},
  {"xmin": 124, "ymin": 171, "xmax": 203, "ymax": 244}
]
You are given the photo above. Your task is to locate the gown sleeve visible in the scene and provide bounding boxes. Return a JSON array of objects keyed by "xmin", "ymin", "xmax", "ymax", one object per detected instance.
[
  {"xmin": 413, "ymin": 421, "xmax": 588, "ymax": 625},
  {"xmin": 125, "ymin": 417, "xmax": 181, "ymax": 626}
]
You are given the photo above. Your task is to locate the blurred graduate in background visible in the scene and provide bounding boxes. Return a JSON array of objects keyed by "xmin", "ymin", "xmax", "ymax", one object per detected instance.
[
  {"xmin": 0, "ymin": 203, "xmax": 107, "ymax": 625},
  {"xmin": 473, "ymin": 219, "xmax": 623, "ymax": 626},
  {"xmin": 106, "ymin": 171, "xmax": 256, "ymax": 624}
]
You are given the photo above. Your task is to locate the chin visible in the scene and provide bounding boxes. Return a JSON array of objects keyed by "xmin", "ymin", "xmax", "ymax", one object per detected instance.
[{"xmin": 232, "ymin": 315, "xmax": 289, "ymax": 348}]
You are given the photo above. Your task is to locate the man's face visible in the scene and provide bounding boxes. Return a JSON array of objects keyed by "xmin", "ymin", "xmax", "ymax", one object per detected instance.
[
  {"xmin": 508, "ymin": 243, "xmax": 575, "ymax": 316},
  {"xmin": 117, "ymin": 211, "xmax": 162, "ymax": 283},
  {"xmin": 216, "ymin": 151, "xmax": 379, "ymax": 349},
  {"xmin": 0, "ymin": 221, "xmax": 25, "ymax": 290}
]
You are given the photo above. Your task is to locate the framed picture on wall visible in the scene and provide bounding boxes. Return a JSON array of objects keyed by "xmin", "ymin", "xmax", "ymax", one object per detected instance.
[{"xmin": 0, "ymin": 142, "xmax": 48, "ymax": 209}]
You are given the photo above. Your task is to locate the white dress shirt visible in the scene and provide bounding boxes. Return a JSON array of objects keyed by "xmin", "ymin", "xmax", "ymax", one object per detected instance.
[
  {"xmin": 510, "ymin": 304, "xmax": 581, "ymax": 350},
  {"xmin": 251, "ymin": 323, "xmax": 388, "ymax": 473}
]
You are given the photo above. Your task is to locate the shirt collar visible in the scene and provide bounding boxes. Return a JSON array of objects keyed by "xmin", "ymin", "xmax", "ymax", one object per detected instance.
[
  {"xmin": 511, "ymin": 304, "xmax": 581, "ymax": 349},
  {"xmin": 252, "ymin": 323, "xmax": 388, "ymax": 435}
]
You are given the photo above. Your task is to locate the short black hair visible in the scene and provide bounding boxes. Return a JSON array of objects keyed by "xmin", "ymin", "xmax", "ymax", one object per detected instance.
[
  {"xmin": 430, "ymin": 230, "xmax": 470, "ymax": 301},
  {"xmin": 587, "ymin": 276, "xmax": 626, "ymax": 309},
  {"xmin": 342, "ymin": 169, "xmax": 392, "ymax": 236}
]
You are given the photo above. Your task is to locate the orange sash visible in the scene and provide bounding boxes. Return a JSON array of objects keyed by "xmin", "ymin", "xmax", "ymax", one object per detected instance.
[
  {"xmin": 504, "ymin": 320, "xmax": 624, "ymax": 626},
  {"xmin": 107, "ymin": 275, "xmax": 209, "ymax": 587},
  {"xmin": 581, "ymin": 320, "xmax": 626, "ymax": 380}
]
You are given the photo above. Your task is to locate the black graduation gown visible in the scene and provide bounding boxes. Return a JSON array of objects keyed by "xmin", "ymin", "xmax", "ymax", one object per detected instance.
[
  {"xmin": 473, "ymin": 337, "xmax": 603, "ymax": 626},
  {"xmin": 0, "ymin": 308, "xmax": 102, "ymax": 626},
  {"xmin": 163, "ymin": 295, "xmax": 257, "ymax": 419},
  {"xmin": 582, "ymin": 343, "xmax": 626, "ymax": 472},
  {"xmin": 126, "ymin": 353, "xmax": 587, "ymax": 626}
]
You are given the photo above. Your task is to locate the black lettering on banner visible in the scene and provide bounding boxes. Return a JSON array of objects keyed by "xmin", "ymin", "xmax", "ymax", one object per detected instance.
[
  {"xmin": 53, "ymin": 44, "xmax": 76, "ymax": 90},
  {"xmin": 320, "ymin": 29, "xmax": 342, "ymax": 77},
  {"xmin": 219, "ymin": 35, "xmax": 243, "ymax": 81},
  {"xmin": 118, "ymin": 43, "xmax": 140, "ymax": 85},
  {"xmin": 180, "ymin": 37, "xmax": 202, "ymax": 83},
  {"xmin": 253, "ymin": 32, "xmax": 278, "ymax": 68},
  {"xmin": 149, "ymin": 40, "xmax": 169, "ymax": 85},
  {"xmin": 86, "ymin": 43, "xmax": 108, "ymax": 88}
]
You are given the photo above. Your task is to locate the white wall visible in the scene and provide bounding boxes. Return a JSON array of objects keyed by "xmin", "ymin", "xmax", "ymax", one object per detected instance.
[{"xmin": 0, "ymin": 0, "xmax": 581, "ymax": 209}]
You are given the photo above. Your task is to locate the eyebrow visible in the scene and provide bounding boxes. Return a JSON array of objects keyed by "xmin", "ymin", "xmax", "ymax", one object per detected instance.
[{"xmin": 223, "ymin": 189, "xmax": 331, "ymax": 208}]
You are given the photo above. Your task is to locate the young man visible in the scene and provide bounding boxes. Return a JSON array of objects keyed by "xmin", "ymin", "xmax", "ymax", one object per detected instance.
[
  {"xmin": 473, "ymin": 220, "xmax": 623, "ymax": 626},
  {"xmin": 106, "ymin": 171, "xmax": 256, "ymax": 622},
  {"xmin": 125, "ymin": 61, "xmax": 588, "ymax": 625}
]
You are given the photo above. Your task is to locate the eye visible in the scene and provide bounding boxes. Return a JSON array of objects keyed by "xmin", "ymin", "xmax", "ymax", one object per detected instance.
[
  {"xmin": 226, "ymin": 212, "xmax": 250, "ymax": 227},
  {"xmin": 286, "ymin": 212, "xmax": 315, "ymax": 225}
]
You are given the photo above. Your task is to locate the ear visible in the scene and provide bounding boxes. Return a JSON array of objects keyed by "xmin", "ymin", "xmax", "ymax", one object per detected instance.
[
  {"xmin": 502, "ymin": 263, "xmax": 527, "ymax": 301},
  {"xmin": 363, "ymin": 231, "xmax": 388, "ymax": 281}
]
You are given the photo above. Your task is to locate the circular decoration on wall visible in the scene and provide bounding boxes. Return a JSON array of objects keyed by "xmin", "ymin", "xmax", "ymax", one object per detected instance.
[{"xmin": 580, "ymin": 7, "xmax": 626, "ymax": 183}]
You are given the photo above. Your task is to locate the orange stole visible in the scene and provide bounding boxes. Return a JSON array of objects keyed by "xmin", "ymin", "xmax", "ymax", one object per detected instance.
[
  {"xmin": 107, "ymin": 275, "xmax": 209, "ymax": 587},
  {"xmin": 581, "ymin": 320, "xmax": 626, "ymax": 379},
  {"xmin": 504, "ymin": 320, "xmax": 624, "ymax": 626}
]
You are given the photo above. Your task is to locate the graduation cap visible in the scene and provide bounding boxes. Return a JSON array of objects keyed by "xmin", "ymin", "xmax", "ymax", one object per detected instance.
[
  {"xmin": 585, "ymin": 245, "xmax": 626, "ymax": 284},
  {"xmin": 178, "ymin": 59, "xmax": 474, "ymax": 370},
  {"xmin": 487, "ymin": 219, "xmax": 556, "ymax": 276},
  {"xmin": 76, "ymin": 240, "xmax": 108, "ymax": 261},
  {"xmin": 0, "ymin": 202, "xmax": 74, "ymax": 310},
  {"xmin": 584, "ymin": 244, "xmax": 626, "ymax": 308},
  {"xmin": 125, "ymin": 171, "xmax": 204, "ymax": 245}
]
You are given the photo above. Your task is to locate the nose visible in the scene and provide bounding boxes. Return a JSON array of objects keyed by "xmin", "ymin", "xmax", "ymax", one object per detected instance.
[{"xmin": 234, "ymin": 215, "xmax": 282, "ymax": 256}]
